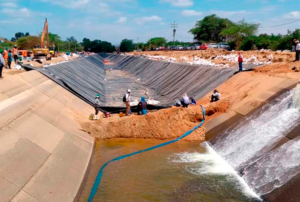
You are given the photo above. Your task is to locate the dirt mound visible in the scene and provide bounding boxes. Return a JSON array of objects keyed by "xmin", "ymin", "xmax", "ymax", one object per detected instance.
[
  {"xmin": 253, "ymin": 61, "xmax": 300, "ymax": 79},
  {"xmin": 80, "ymin": 106, "xmax": 206, "ymax": 141},
  {"xmin": 130, "ymin": 50, "xmax": 295, "ymax": 67}
]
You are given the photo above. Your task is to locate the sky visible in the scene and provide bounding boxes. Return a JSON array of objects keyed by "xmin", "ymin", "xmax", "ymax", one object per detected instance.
[{"xmin": 0, "ymin": 0, "xmax": 299, "ymax": 44}]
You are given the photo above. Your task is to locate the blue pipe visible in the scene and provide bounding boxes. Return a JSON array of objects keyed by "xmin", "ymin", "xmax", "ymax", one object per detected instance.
[{"xmin": 88, "ymin": 106, "xmax": 206, "ymax": 202}]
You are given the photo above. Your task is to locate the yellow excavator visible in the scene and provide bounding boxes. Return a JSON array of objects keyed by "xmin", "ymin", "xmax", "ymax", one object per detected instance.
[{"xmin": 33, "ymin": 18, "xmax": 56, "ymax": 59}]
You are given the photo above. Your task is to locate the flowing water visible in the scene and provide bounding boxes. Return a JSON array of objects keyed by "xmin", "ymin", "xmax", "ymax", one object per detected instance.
[
  {"xmin": 242, "ymin": 136, "xmax": 300, "ymax": 196},
  {"xmin": 213, "ymin": 90, "xmax": 300, "ymax": 170},
  {"xmin": 212, "ymin": 89, "xmax": 300, "ymax": 197},
  {"xmin": 80, "ymin": 139, "xmax": 259, "ymax": 202}
]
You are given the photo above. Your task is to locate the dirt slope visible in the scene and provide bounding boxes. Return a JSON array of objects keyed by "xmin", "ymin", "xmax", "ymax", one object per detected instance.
[{"xmin": 80, "ymin": 106, "xmax": 209, "ymax": 141}]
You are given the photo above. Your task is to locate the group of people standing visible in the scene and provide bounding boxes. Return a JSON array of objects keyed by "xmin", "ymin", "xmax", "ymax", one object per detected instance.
[
  {"xmin": 93, "ymin": 89, "xmax": 148, "ymax": 120},
  {"xmin": 124, "ymin": 89, "xmax": 147, "ymax": 116},
  {"xmin": 0, "ymin": 45, "xmax": 19, "ymax": 78},
  {"xmin": 292, "ymin": 39, "xmax": 300, "ymax": 61}
]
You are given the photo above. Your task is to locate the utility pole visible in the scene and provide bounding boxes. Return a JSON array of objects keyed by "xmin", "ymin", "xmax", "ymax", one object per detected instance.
[{"xmin": 171, "ymin": 21, "xmax": 178, "ymax": 46}]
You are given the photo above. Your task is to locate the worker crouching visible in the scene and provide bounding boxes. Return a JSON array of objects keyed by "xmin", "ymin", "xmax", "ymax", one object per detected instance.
[
  {"xmin": 137, "ymin": 97, "xmax": 147, "ymax": 115},
  {"xmin": 211, "ymin": 90, "xmax": 221, "ymax": 102}
]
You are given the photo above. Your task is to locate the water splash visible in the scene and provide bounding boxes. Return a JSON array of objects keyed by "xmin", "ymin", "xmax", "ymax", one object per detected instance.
[
  {"xmin": 172, "ymin": 142, "xmax": 261, "ymax": 200},
  {"xmin": 214, "ymin": 90, "xmax": 300, "ymax": 169},
  {"xmin": 242, "ymin": 137, "xmax": 300, "ymax": 195}
]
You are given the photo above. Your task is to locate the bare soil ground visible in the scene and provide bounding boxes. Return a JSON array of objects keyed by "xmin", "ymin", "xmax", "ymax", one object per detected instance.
[
  {"xmin": 80, "ymin": 106, "xmax": 207, "ymax": 141},
  {"xmin": 131, "ymin": 49, "xmax": 296, "ymax": 68}
]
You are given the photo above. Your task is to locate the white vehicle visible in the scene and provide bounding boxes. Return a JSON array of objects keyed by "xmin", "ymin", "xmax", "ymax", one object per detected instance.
[
  {"xmin": 208, "ymin": 43, "xmax": 218, "ymax": 48},
  {"xmin": 218, "ymin": 42, "xmax": 230, "ymax": 50},
  {"xmin": 191, "ymin": 44, "xmax": 201, "ymax": 50},
  {"xmin": 176, "ymin": 45, "xmax": 183, "ymax": 50}
]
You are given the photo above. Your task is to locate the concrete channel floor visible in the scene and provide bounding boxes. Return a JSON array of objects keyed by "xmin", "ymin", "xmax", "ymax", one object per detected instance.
[{"xmin": 0, "ymin": 71, "xmax": 95, "ymax": 202}]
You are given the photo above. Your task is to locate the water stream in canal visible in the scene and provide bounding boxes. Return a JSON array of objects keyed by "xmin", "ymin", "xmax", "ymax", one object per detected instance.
[{"xmin": 80, "ymin": 139, "xmax": 260, "ymax": 202}]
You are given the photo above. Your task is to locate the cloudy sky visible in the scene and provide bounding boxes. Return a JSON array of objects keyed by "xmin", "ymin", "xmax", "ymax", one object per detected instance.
[{"xmin": 0, "ymin": 0, "xmax": 299, "ymax": 44}]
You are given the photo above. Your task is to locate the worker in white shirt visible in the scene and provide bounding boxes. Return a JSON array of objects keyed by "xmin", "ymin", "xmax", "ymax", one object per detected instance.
[{"xmin": 211, "ymin": 90, "xmax": 221, "ymax": 102}]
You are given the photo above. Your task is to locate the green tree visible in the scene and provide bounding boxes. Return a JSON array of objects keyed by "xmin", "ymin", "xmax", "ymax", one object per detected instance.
[
  {"xmin": 165, "ymin": 41, "xmax": 191, "ymax": 46},
  {"xmin": 147, "ymin": 37, "xmax": 167, "ymax": 48},
  {"xmin": 17, "ymin": 36, "xmax": 40, "ymax": 50},
  {"xmin": 221, "ymin": 20, "xmax": 259, "ymax": 49},
  {"xmin": 189, "ymin": 14, "xmax": 233, "ymax": 42},
  {"xmin": 80, "ymin": 38, "xmax": 115, "ymax": 53},
  {"xmin": 66, "ymin": 36, "xmax": 77, "ymax": 42},
  {"xmin": 15, "ymin": 32, "xmax": 25, "ymax": 40},
  {"xmin": 81, "ymin": 38, "xmax": 91, "ymax": 51},
  {"xmin": 48, "ymin": 33, "xmax": 63, "ymax": 48},
  {"xmin": 120, "ymin": 39, "xmax": 134, "ymax": 52}
]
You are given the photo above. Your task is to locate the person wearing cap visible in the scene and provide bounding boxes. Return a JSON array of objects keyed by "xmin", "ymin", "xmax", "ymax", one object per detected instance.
[
  {"xmin": 238, "ymin": 52, "xmax": 243, "ymax": 72},
  {"xmin": 296, "ymin": 41, "xmax": 300, "ymax": 61},
  {"xmin": 125, "ymin": 89, "xmax": 131, "ymax": 116},
  {"xmin": 3, "ymin": 48, "xmax": 8, "ymax": 69},
  {"xmin": 137, "ymin": 97, "xmax": 147, "ymax": 115},
  {"xmin": 94, "ymin": 94, "xmax": 101, "ymax": 120}
]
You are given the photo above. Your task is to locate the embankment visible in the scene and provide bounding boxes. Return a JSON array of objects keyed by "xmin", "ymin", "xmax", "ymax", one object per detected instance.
[
  {"xmin": 199, "ymin": 71, "xmax": 299, "ymax": 140},
  {"xmin": 81, "ymin": 106, "xmax": 206, "ymax": 141},
  {"xmin": 0, "ymin": 71, "xmax": 94, "ymax": 202}
]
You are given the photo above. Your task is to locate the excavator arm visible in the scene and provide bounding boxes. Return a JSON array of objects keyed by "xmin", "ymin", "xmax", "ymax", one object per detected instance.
[{"xmin": 40, "ymin": 18, "xmax": 49, "ymax": 48}]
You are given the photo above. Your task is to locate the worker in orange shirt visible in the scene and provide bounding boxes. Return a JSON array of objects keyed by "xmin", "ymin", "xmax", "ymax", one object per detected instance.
[
  {"xmin": 13, "ymin": 45, "xmax": 18, "ymax": 63},
  {"xmin": 3, "ymin": 48, "xmax": 8, "ymax": 68}
]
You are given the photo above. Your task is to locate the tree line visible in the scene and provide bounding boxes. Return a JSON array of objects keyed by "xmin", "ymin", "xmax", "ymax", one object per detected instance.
[
  {"xmin": 120, "ymin": 14, "xmax": 300, "ymax": 52},
  {"xmin": 189, "ymin": 14, "xmax": 300, "ymax": 51},
  {"xmin": 1, "ymin": 32, "xmax": 116, "ymax": 53}
]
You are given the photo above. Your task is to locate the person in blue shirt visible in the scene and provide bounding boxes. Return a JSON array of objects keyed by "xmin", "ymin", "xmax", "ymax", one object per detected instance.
[
  {"xmin": 7, "ymin": 50, "xmax": 12, "ymax": 69},
  {"xmin": 137, "ymin": 97, "xmax": 147, "ymax": 115}
]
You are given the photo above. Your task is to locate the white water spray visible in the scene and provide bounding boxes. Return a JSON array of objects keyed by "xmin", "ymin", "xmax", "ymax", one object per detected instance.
[
  {"xmin": 172, "ymin": 142, "xmax": 261, "ymax": 200},
  {"xmin": 214, "ymin": 90, "xmax": 300, "ymax": 169}
]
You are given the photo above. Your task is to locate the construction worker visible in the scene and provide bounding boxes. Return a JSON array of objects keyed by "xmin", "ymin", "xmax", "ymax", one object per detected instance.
[
  {"xmin": 125, "ymin": 89, "xmax": 131, "ymax": 116},
  {"xmin": 296, "ymin": 41, "xmax": 300, "ymax": 61},
  {"xmin": 182, "ymin": 93, "xmax": 190, "ymax": 108},
  {"xmin": 7, "ymin": 50, "xmax": 12, "ymax": 69},
  {"xmin": 174, "ymin": 100, "xmax": 182, "ymax": 107},
  {"xmin": 190, "ymin": 97, "xmax": 196, "ymax": 105},
  {"xmin": 13, "ymin": 45, "xmax": 18, "ymax": 64},
  {"xmin": 0, "ymin": 52, "xmax": 4, "ymax": 78},
  {"xmin": 137, "ymin": 97, "xmax": 147, "ymax": 115},
  {"xmin": 94, "ymin": 94, "xmax": 101, "ymax": 120},
  {"xmin": 3, "ymin": 48, "xmax": 8, "ymax": 68},
  {"xmin": 211, "ymin": 90, "xmax": 221, "ymax": 102},
  {"xmin": 238, "ymin": 52, "xmax": 243, "ymax": 72}
]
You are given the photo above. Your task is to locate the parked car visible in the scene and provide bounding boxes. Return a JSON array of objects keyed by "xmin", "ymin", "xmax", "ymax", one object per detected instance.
[
  {"xmin": 208, "ymin": 43, "xmax": 218, "ymax": 48},
  {"xmin": 183, "ymin": 45, "xmax": 191, "ymax": 50},
  {"xmin": 160, "ymin": 46, "xmax": 165, "ymax": 50},
  {"xmin": 218, "ymin": 42, "xmax": 230, "ymax": 50},
  {"xmin": 191, "ymin": 44, "xmax": 201, "ymax": 50},
  {"xmin": 200, "ymin": 43, "xmax": 208, "ymax": 50},
  {"xmin": 176, "ymin": 45, "xmax": 183, "ymax": 50}
]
